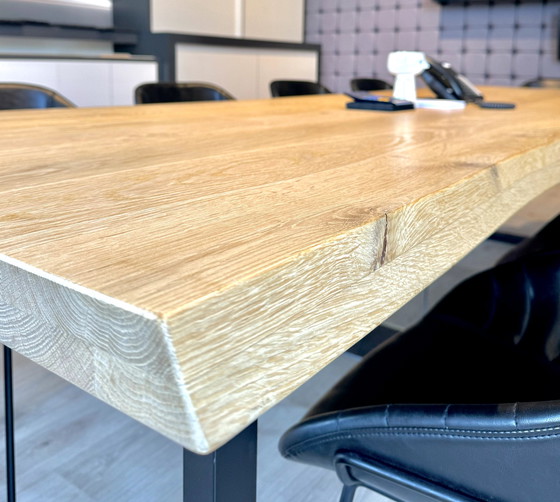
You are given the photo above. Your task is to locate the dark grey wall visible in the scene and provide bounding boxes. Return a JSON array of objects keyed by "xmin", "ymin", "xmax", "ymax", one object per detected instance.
[{"xmin": 305, "ymin": 0, "xmax": 560, "ymax": 92}]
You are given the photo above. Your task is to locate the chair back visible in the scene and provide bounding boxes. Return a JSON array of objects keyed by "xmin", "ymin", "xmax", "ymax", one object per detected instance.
[
  {"xmin": 280, "ymin": 214, "xmax": 560, "ymax": 502},
  {"xmin": 0, "ymin": 83, "xmax": 75, "ymax": 110},
  {"xmin": 135, "ymin": 82, "xmax": 235, "ymax": 104},
  {"xmin": 270, "ymin": 80, "xmax": 332, "ymax": 98},
  {"xmin": 350, "ymin": 78, "xmax": 393, "ymax": 92}
]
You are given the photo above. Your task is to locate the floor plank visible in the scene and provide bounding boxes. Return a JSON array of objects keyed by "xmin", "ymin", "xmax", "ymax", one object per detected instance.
[{"xmin": 2, "ymin": 351, "xmax": 386, "ymax": 502}]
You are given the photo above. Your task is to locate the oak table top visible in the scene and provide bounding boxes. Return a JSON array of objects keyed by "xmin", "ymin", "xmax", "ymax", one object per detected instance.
[{"xmin": 0, "ymin": 87, "xmax": 558, "ymax": 454}]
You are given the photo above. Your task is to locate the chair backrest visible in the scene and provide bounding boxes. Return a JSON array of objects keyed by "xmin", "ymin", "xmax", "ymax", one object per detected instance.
[
  {"xmin": 0, "ymin": 83, "xmax": 75, "ymax": 110},
  {"xmin": 270, "ymin": 80, "xmax": 332, "ymax": 98},
  {"xmin": 350, "ymin": 78, "xmax": 393, "ymax": 92},
  {"xmin": 280, "ymin": 214, "xmax": 560, "ymax": 502},
  {"xmin": 521, "ymin": 78, "xmax": 560, "ymax": 89},
  {"xmin": 135, "ymin": 82, "xmax": 235, "ymax": 104},
  {"xmin": 414, "ymin": 214, "xmax": 560, "ymax": 397}
]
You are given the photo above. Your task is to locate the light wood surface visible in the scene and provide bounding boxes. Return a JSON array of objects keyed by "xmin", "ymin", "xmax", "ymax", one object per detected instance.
[{"xmin": 0, "ymin": 87, "xmax": 558, "ymax": 454}]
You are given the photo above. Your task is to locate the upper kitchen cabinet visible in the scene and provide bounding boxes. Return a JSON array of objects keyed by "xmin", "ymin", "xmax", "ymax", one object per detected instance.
[
  {"xmin": 149, "ymin": 0, "xmax": 303, "ymax": 43},
  {"xmin": 151, "ymin": 0, "xmax": 241, "ymax": 38},
  {"xmin": 244, "ymin": 0, "xmax": 303, "ymax": 43}
]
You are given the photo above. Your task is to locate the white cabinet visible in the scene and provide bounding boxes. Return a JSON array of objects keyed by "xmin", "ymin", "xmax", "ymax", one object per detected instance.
[
  {"xmin": 244, "ymin": 0, "xmax": 303, "ymax": 43},
  {"xmin": 175, "ymin": 45, "xmax": 258, "ymax": 99},
  {"xmin": 151, "ymin": 0, "xmax": 304, "ymax": 43},
  {"xmin": 175, "ymin": 44, "xmax": 317, "ymax": 99},
  {"xmin": 0, "ymin": 60, "xmax": 59, "ymax": 89},
  {"xmin": 151, "ymin": 0, "xmax": 240, "ymax": 38},
  {"xmin": 57, "ymin": 61, "xmax": 113, "ymax": 107},
  {"xmin": 111, "ymin": 62, "xmax": 159, "ymax": 106},
  {"xmin": 256, "ymin": 50, "xmax": 317, "ymax": 98},
  {"xmin": 0, "ymin": 59, "xmax": 158, "ymax": 107}
]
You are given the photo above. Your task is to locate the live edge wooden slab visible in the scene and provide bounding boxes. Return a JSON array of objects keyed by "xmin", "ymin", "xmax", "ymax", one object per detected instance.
[{"xmin": 0, "ymin": 88, "xmax": 558, "ymax": 454}]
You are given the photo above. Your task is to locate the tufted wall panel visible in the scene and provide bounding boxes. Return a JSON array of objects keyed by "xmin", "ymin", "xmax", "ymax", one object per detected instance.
[{"xmin": 305, "ymin": 0, "xmax": 560, "ymax": 92}]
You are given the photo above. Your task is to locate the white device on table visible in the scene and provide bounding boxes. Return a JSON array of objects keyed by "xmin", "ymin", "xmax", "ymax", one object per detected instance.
[{"xmin": 387, "ymin": 51, "xmax": 429, "ymax": 102}]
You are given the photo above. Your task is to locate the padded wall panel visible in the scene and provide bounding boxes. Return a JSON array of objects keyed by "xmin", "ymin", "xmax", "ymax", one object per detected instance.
[{"xmin": 305, "ymin": 0, "xmax": 560, "ymax": 92}]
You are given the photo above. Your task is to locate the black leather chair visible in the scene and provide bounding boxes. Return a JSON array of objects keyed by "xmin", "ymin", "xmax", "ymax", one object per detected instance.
[
  {"xmin": 0, "ymin": 83, "xmax": 75, "ymax": 110},
  {"xmin": 350, "ymin": 78, "xmax": 393, "ymax": 92},
  {"xmin": 270, "ymin": 80, "xmax": 332, "ymax": 97},
  {"xmin": 521, "ymin": 78, "xmax": 560, "ymax": 89},
  {"xmin": 135, "ymin": 82, "xmax": 235, "ymax": 104},
  {"xmin": 280, "ymin": 214, "xmax": 560, "ymax": 502}
]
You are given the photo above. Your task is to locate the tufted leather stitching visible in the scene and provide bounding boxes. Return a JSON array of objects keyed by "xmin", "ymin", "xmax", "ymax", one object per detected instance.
[{"xmin": 284, "ymin": 426, "xmax": 560, "ymax": 458}]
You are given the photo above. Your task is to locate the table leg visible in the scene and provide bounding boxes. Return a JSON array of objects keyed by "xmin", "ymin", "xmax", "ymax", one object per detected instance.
[
  {"xmin": 183, "ymin": 421, "xmax": 257, "ymax": 502},
  {"xmin": 4, "ymin": 346, "xmax": 16, "ymax": 502}
]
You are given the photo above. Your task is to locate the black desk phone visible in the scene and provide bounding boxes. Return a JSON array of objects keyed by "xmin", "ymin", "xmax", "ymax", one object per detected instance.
[{"xmin": 421, "ymin": 56, "xmax": 515, "ymax": 109}]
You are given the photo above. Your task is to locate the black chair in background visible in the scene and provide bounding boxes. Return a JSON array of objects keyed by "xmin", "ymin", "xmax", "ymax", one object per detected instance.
[
  {"xmin": 0, "ymin": 83, "xmax": 75, "ymax": 110},
  {"xmin": 135, "ymin": 82, "xmax": 235, "ymax": 104},
  {"xmin": 350, "ymin": 78, "xmax": 393, "ymax": 92},
  {"xmin": 270, "ymin": 80, "xmax": 332, "ymax": 98},
  {"xmin": 521, "ymin": 78, "xmax": 560, "ymax": 89},
  {"xmin": 281, "ymin": 214, "xmax": 560, "ymax": 502}
]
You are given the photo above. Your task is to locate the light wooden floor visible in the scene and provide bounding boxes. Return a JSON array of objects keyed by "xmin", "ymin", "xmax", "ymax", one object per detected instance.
[
  {"xmin": 0, "ymin": 186, "xmax": 558, "ymax": 501},
  {"xmin": 0, "ymin": 350, "xmax": 387, "ymax": 502}
]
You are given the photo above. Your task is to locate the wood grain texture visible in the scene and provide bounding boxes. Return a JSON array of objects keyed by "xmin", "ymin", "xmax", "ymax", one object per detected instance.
[{"xmin": 0, "ymin": 87, "xmax": 558, "ymax": 453}]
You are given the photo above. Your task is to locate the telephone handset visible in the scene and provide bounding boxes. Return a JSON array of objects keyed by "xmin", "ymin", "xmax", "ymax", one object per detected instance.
[
  {"xmin": 421, "ymin": 56, "xmax": 484, "ymax": 102},
  {"xmin": 421, "ymin": 56, "xmax": 515, "ymax": 109}
]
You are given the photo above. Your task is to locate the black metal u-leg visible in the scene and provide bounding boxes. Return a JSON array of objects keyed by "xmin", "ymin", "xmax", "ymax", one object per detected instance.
[
  {"xmin": 339, "ymin": 485, "xmax": 358, "ymax": 502},
  {"xmin": 182, "ymin": 421, "xmax": 257, "ymax": 502},
  {"xmin": 4, "ymin": 345, "xmax": 16, "ymax": 502}
]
